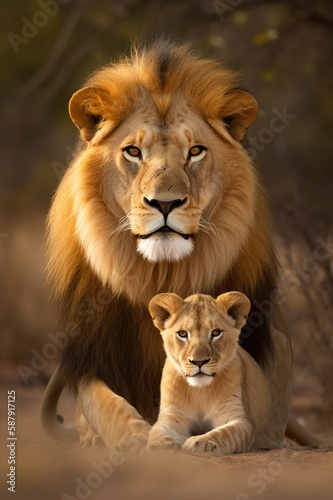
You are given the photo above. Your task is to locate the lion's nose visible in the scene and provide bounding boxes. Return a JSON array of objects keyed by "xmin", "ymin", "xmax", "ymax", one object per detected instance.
[
  {"xmin": 189, "ymin": 358, "xmax": 210, "ymax": 368},
  {"xmin": 144, "ymin": 197, "xmax": 187, "ymax": 217}
]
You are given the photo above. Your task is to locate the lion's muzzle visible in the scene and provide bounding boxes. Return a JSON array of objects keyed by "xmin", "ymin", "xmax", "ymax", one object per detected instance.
[
  {"xmin": 143, "ymin": 197, "xmax": 188, "ymax": 218},
  {"xmin": 134, "ymin": 193, "xmax": 195, "ymax": 262},
  {"xmin": 138, "ymin": 225, "xmax": 191, "ymax": 240}
]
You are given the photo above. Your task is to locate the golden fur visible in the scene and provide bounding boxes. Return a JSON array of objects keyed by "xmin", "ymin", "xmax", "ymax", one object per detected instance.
[
  {"xmin": 40, "ymin": 40, "xmax": 319, "ymax": 449},
  {"xmin": 147, "ymin": 292, "xmax": 271, "ymax": 454}
]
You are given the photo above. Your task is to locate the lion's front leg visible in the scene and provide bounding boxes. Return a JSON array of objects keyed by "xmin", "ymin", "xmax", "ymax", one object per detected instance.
[{"xmin": 77, "ymin": 379, "xmax": 151, "ymax": 450}]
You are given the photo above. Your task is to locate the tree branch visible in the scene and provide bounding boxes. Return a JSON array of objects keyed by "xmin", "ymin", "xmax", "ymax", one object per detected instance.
[{"xmin": 18, "ymin": 0, "xmax": 92, "ymax": 98}]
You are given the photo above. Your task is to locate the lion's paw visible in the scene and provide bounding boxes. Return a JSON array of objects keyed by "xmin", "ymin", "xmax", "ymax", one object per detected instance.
[
  {"xmin": 80, "ymin": 432, "xmax": 105, "ymax": 448},
  {"xmin": 79, "ymin": 426, "xmax": 105, "ymax": 448},
  {"xmin": 115, "ymin": 432, "xmax": 149, "ymax": 454}
]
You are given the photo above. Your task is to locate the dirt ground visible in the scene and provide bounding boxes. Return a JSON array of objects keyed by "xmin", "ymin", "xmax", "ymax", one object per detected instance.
[{"xmin": 0, "ymin": 365, "xmax": 332, "ymax": 500}]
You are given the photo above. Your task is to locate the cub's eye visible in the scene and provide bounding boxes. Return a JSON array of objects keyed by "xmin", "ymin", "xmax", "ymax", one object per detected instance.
[
  {"xmin": 177, "ymin": 330, "xmax": 188, "ymax": 340},
  {"xmin": 188, "ymin": 145, "xmax": 206, "ymax": 162},
  {"xmin": 123, "ymin": 146, "xmax": 142, "ymax": 161},
  {"xmin": 211, "ymin": 329, "xmax": 223, "ymax": 339}
]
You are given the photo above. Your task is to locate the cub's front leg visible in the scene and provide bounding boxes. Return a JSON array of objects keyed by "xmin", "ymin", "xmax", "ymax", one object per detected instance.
[
  {"xmin": 183, "ymin": 418, "xmax": 253, "ymax": 456},
  {"xmin": 77, "ymin": 379, "xmax": 151, "ymax": 450},
  {"xmin": 146, "ymin": 419, "xmax": 187, "ymax": 451}
]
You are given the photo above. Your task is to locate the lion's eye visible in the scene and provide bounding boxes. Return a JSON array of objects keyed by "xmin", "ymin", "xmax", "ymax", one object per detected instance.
[
  {"xmin": 188, "ymin": 145, "xmax": 206, "ymax": 162},
  {"xmin": 211, "ymin": 329, "xmax": 223, "ymax": 339},
  {"xmin": 177, "ymin": 330, "xmax": 188, "ymax": 340},
  {"xmin": 123, "ymin": 146, "xmax": 142, "ymax": 162}
]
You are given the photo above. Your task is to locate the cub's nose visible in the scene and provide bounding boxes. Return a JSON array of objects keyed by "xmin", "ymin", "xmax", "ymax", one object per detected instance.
[
  {"xmin": 189, "ymin": 358, "xmax": 210, "ymax": 368},
  {"xmin": 144, "ymin": 197, "xmax": 187, "ymax": 217}
]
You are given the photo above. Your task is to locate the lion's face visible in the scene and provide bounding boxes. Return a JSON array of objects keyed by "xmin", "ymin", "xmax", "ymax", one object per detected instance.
[
  {"xmin": 149, "ymin": 292, "xmax": 251, "ymax": 387},
  {"xmin": 103, "ymin": 99, "xmax": 231, "ymax": 262},
  {"xmin": 96, "ymin": 95, "xmax": 255, "ymax": 263}
]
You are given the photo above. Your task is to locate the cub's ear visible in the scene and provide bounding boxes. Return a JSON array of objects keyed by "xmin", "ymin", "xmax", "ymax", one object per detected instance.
[
  {"xmin": 69, "ymin": 86, "xmax": 111, "ymax": 142},
  {"xmin": 216, "ymin": 291, "xmax": 251, "ymax": 330},
  {"xmin": 221, "ymin": 89, "xmax": 258, "ymax": 141},
  {"xmin": 148, "ymin": 293, "xmax": 184, "ymax": 331}
]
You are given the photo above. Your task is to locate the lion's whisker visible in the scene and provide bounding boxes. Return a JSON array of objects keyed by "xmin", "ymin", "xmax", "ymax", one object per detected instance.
[
  {"xmin": 199, "ymin": 216, "xmax": 218, "ymax": 237},
  {"xmin": 112, "ymin": 213, "xmax": 132, "ymax": 235}
]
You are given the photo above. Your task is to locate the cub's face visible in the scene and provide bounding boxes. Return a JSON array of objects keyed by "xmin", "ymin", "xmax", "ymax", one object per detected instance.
[{"xmin": 149, "ymin": 292, "xmax": 251, "ymax": 387}]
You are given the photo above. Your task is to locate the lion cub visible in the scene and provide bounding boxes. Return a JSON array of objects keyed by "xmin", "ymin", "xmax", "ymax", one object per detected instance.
[{"xmin": 147, "ymin": 292, "xmax": 271, "ymax": 455}]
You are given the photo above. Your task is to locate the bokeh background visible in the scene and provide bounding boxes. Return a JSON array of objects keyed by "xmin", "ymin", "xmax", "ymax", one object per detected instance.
[{"xmin": 0, "ymin": 0, "xmax": 332, "ymax": 433}]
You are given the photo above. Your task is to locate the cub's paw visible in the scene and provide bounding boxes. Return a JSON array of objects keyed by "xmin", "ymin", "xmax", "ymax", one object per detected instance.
[
  {"xmin": 145, "ymin": 435, "xmax": 182, "ymax": 453},
  {"xmin": 183, "ymin": 436, "xmax": 222, "ymax": 455}
]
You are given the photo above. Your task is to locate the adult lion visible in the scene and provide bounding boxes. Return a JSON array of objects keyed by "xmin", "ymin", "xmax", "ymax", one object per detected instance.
[{"xmin": 41, "ymin": 40, "xmax": 319, "ymax": 449}]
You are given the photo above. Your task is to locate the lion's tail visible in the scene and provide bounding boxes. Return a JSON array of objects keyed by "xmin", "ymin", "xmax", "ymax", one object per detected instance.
[
  {"xmin": 285, "ymin": 415, "xmax": 321, "ymax": 448},
  {"xmin": 40, "ymin": 365, "xmax": 78, "ymax": 440}
]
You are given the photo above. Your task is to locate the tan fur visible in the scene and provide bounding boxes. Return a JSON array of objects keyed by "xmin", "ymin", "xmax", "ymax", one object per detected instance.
[
  {"xmin": 147, "ymin": 292, "xmax": 271, "ymax": 454},
  {"xmin": 40, "ymin": 40, "xmax": 319, "ymax": 449},
  {"xmin": 75, "ymin": 380, "xmax": 151, "ymax": 449}
]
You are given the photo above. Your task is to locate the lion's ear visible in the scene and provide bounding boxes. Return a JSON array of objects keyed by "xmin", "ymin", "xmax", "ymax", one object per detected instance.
[
  {"xmin": 69, "ymin": 87, "xmax": 111, "ymax": 142},
  {"xmin": 149, "ymin": 293, "xmax": 184, "ymax": 331},
  {"xmin": 216, "ymin": 291, "xmax": 251, "ymax": 330},
  {"xmin": 220, "ymin": 90, "xmax": 258, "ymax": 141}
]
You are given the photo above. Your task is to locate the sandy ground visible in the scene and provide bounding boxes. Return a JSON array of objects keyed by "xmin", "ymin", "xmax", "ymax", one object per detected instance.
[{"xmin": 0, "ymin": 367, "xmax": 332, "ymax": 500}]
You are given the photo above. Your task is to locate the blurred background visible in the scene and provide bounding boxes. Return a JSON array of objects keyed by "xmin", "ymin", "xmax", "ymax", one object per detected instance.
[{"xmin": 0, "ymin": 0, "xmax": 332, "ymax": 431}]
